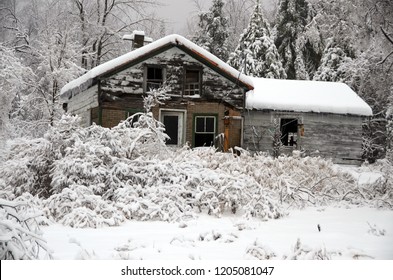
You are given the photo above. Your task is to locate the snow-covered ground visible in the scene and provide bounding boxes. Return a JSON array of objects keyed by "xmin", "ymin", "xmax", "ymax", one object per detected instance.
[
  {"xmin": 43, "ymin": 206, "xmax": 393, "ymax": 260},
  {"xmin": 39, "ymin": 162, "xmax": 393, "ymax": 260}
]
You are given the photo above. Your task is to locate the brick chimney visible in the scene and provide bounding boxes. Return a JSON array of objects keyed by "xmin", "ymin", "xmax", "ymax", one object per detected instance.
[{"xmin": 122, "ymin": 30, "xmax": 153, "ymax": 50}]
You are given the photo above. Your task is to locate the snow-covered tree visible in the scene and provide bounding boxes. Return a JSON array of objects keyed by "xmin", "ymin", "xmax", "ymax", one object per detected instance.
[
  {"xmin": 274, "ymin": 0, "xmax": 323, "ymax": 80},
  {"xmin": 69, "ymin": 0, "xmax": 159, "ymax": 68},
  {"xmin": 227, "ymin": 0, "xmax": 286, "ymax": 79},
  {"xmin": 193, "ymin": 0, "xmax": 229, "ymax": 61},
  {"xmin": 313, "ymin": 37, "xmax": 355, "ymax": 82},
  {"xmin": 224, "ymin": 0, "xmax": 255, "ymax": 53}
]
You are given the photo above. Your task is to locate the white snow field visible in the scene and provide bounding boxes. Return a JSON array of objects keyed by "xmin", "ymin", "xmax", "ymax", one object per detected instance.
[{"xmin": 43, "ymin": 206, "xmax": 393, "ymax": 260}]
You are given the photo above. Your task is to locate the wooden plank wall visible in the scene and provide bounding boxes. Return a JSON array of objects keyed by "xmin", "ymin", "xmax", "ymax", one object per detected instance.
[{"xmin": 243, "ymin": 110, "xmax": 364, "ymax": 164}]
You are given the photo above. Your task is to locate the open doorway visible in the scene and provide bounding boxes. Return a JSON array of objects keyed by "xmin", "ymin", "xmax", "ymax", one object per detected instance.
[{"xmin": 160, "ymin": 110, "xmax": 185, "ymax": 146}]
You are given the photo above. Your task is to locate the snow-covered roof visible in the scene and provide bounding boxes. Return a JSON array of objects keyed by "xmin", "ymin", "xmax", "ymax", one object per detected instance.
[
  {"xmin": 60, "ymin": 34, "xmax": 253, "ymax": 99},
  {"xmin": 246, "ymin": 77, "xmax": 372, "ymax": 116}
]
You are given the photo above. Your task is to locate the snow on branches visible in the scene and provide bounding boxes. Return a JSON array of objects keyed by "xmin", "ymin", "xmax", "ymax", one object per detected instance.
[
  {"xmin": 1, "ymin": 113, "xmax": 392, "ymax": 230},
  {"xmin": 0, "ymin": 196, "xmax": 52, "ymax": 260}
]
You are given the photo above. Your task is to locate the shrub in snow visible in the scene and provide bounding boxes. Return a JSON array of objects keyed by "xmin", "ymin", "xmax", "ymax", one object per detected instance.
[
  {"xmin": 0, "ymin": 197, "xmax": 51, "ymax": 259},
  {"xmin": 367, "ymin": 222, "xmax": 386, "ymax": 237},
  {"xmin": 284, "ymin": 238, "xmax": 331, "ymax": 260},
  {"xmin": 245, "ymin": 240, "xmax": 276, "ymax": 260},
  {"xmin": 0, "ymin": 138, "xmax": 53, "ymax": 198},
  {"xmin": 44, "ymin": 185, "xmax": 124, "ymax": 228}
]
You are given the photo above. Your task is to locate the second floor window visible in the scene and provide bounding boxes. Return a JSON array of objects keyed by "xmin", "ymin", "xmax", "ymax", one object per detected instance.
[
  {"xmin": 184, "ymin": 69, "xmax": 200, "ymax": 96},
  {"xmin": 146, "ymin": 66, "xmax": 163, "ymax": 91}
]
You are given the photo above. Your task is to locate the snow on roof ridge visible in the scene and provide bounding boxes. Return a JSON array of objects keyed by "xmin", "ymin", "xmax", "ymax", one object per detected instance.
[
  {"xmin": 60, "ymin": 34, "xmax": 252, "ymax": 99},
  {"xmin": 246, "ymin": 77, "xmax": 373, "ymax": 116}
]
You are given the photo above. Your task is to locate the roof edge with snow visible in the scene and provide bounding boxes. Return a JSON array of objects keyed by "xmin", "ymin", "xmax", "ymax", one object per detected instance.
[{"xmin": 60, "ymin": 34, "xmax": 253, "ymax": 99}]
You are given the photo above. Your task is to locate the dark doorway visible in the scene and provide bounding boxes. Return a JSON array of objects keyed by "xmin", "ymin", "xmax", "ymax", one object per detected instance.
[{"xmin": 163, "ymin": 115, "xmax": 179, "ymax": 145}]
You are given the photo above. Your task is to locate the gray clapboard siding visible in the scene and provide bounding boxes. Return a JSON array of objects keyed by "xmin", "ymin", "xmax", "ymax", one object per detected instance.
[{"xmin": 243, "ymin": 110, "xmax": 365, "ymax": 164}]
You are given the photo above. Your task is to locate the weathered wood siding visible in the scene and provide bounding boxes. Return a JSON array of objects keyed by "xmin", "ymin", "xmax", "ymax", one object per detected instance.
[
  {"xmin": 67, "ymin": 85, "xmax": 98, "ymax": 127},
  {"xmin": 99, "ymin": 47, "xmax": 245, "ymax": 110},
  {"xmin": 244, "ymin": 110, "xmax": 364, "ymax": 164}
]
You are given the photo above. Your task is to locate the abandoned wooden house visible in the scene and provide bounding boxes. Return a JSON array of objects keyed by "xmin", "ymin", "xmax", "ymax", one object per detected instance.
[
  {"xmin": 60, "ymin": 33, "xmax": 253, "ymax": 150},
  {"xmin": 61, "ymin": 33, "xmax": 372, "ymax": 163},
  {"xmin": 243, "ymin": 77, "xmax": 373, "ymax": 164}
]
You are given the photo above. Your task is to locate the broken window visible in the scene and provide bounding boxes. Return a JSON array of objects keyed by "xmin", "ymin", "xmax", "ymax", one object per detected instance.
[
  {"xmin": 146, "ymin": 66, "xmax": 163, "ymax": 90},
  {"xmin": 184, "ymin": 69, "xmax": 200, "ymax": 96},
  {"xmin": 280, "ymin": 118, "xmax": 298, "ymax": 146},
  {"xmin": 194, "ymin": 116, "xmax": 216, "ymax": 147}
]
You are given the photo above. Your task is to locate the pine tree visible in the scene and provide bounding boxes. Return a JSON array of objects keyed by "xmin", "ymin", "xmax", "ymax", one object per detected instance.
[
  {"xmin": 193, "ymin": 0, "xmax": 229, "ymax": 61},
  {"xmin": 227, "ymin": 0, "xmax": 286, "ymax": 79},
  {"xmin": 313, "ymin": 36, "xmax": 355, "ymax": 82},
  {"xmin": 274, "ymin": 0, "xmax": 322, "ymax": 80}
]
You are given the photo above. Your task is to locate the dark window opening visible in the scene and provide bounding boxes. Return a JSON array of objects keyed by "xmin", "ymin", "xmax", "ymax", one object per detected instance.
[
  {"xmin": 184, "ymin": 70, "xmax": 200, "ymax": 96},
  {"xmin": 280, "ymin": 118, "xmax": 298, "ymax": 146},
  {"xmin": 194, "ymin": 116, "xmax": 215, "ymax": 147},
  {"xmin": 146, "ymin": 67, "xmax": 163, "ymax": 90},
  {"xmin": 126, "ymin": 111, "xmax": 141, "ymax": 127}
]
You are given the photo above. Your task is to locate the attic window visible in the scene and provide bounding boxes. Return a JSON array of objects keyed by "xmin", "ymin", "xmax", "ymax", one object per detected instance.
[
  {"xmin": 184, "ymin": 69, "xmax": 200, "ymax": 96},
  {"xmin": 146, "ymin": 66, "xmax": 163, "ymax": 91},
  {"xmin": 280, "ymin": 118, "xmax": 298, "ymax": 146}
]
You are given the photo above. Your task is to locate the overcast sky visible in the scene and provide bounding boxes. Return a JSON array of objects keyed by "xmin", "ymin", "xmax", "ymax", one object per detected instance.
[
  {"xmin": 151, "ymin": 0, "xmax": 276, "ymax": 36},
  {"xmin": 153, "ymin": 0, "xmax": 213, "ymax": 35}
]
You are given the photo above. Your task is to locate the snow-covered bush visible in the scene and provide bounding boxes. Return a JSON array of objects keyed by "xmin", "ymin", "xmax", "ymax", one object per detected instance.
[
  {"xmin": 2, "ymin": 109, "xmax": 392, "ymax": 229},
  {"xmin": 245, "ymin": 240, "xmax": 276, "ymax": 260},
  {"xmin": 284, "ymin": 239, "xmax": 331, "ymax": 260},
  {"xmin": 0, "ymin": 197, "xmax": 52, "ymax": 259},
  {"xmin": 43, "ymin": 185, "xmax": 124, "ymax": 228}
]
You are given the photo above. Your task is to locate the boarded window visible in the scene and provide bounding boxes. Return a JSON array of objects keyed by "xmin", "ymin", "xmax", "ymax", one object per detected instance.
[
  {"xmin": 146, "ymin": 67, "xmax": 163, "ymax": 90},
  {"xmin": 280, "ymin": 118, "xmax": 298, "ymax": 146},
  {"xmin": 194, "ymin": 116, "xmax": 216, "ymax": 147},
  {"xmin": 184, "ymin": 70, "xmax": 200, "ymax": 96}
]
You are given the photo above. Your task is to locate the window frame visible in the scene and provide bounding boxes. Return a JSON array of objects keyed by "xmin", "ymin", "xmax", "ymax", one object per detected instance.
[
  {"xmin": 279, "ymin": 118, "xmax": 299, "ymax": 147},
  {"xmin": 183, "ymin": 67, "xmax": 202, "ymax": 97},
  {"xmin": 144, "ymin": 64, "xmax": 165, "ymax": 92},
  {"xmin": 125, "ymin": 108, "xmax": 143, "ymax": 127},
  {"xmin": 192, "ymin": 114, "xmax": 218, "ymax": 147}
]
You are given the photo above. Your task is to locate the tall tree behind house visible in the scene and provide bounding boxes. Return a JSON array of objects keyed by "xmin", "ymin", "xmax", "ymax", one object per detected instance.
[
  {"xmin": 274, "ymin": 0, "xmax": 322, "ymax": 80},
  {"xmin": 193, "ymin": 0, "xmax": 229, "ymax": 61},
  {"xmin": 227, "ymin": 0, "xmax": 286, "ymax": 79}
]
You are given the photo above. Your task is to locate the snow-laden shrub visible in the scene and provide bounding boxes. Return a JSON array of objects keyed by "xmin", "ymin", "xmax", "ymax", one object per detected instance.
[
  {"xmin": 245, "ymin": 240, "xmax": 276, "ymax": 260},
  {"xmin": 284, "ymin": 239, "xmax": 331, "ymax": 260},
  {"xmin": 0, "ymin": 197, "xmax": 52, "ymax": 259},
  {"xmin": 0, "ymin": 138, "xmax": 53, "ymax": 198},
  {"xmin": 347, "ymin": 158, "xmax": 393, "ymax": 209},
  {"xmin": 43, "ymin": 185, "xmax": 124, "ymax": 228}
]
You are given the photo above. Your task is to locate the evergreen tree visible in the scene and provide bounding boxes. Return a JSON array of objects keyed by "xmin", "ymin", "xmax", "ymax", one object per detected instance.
[
  {"xmin": 274, "ymin": 0, "xmax": 322, "ymax": 80},
  {"xmin": 313, "ymin": 37, "xmax": 355, "ymax": 82},
  {"xmin": 227, "ymin": 0, "xmax": 286, "ymax": 78},
  {"xmin": 193, "ymin": 0, "xmax": 229, "ymax": 61}
]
